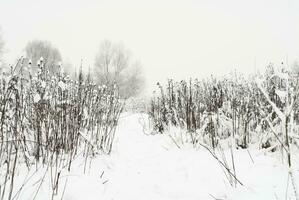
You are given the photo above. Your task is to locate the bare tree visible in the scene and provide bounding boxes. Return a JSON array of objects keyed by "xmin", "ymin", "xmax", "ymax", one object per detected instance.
[
  {"xmin": 25, "ymin": 40, "xmax": 62, "ymax": 74},
  {"xmin": 94, "ymin": 40, "xmax": 144, "ymax": 98},
  {"xmin": 122, "ymin": 61, "xmax": 145, "ymax": 98}
]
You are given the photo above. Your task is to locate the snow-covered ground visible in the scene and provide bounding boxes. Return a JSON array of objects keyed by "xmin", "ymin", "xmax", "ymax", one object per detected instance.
[{"xmin": 11, "ymin": 113, "xmax": 299, "ymax": 200}]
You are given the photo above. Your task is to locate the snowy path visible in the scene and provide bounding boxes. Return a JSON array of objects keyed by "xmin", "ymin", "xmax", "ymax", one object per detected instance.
[
  {"xmin": 64, "ymin": 113, "xmax": 231, "ymax": 200},
  {"xmin": 17, "ymin": 113, "xmax": 299, "ymax": 200},
  {"xmin": 62, "ymin": 113, "xmax": 299, "ymax": 200},
  {"xmin": 104, "ymin": 114, "xmax": 229, "ymax": 200}
]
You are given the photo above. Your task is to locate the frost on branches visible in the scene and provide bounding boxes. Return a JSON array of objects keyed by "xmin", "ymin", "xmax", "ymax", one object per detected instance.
[
  {"xmin": 148, "ymin": 64, "xmax": 299, "ymax": 154},
  {"xmin": 148, "ymin": 64, "xmax": 299, "ymax": 192},
  {"xmin": 0, "ymin": 57, "xmax": 123, "ymax": 199}
]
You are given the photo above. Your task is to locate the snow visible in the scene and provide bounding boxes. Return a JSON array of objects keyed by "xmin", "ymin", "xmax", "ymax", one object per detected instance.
[
  {"xmin": 274, "ymin": 69, "xmax": 289, "ymax": 80},
  {"xmin": 41, "ymin": 81, "xmax": 46, "ymax": 88},
  {"xmin": 58, "ymin": 81, "xmax": 66, "ymax": 90},
  {"xmin": 275, "ymin": 89, "xmax": 287, "ymax": 101},
  {"xmin": 33, "ymin": 93, "xmax": 41, "ymax": 103},
  {"xmin": 8, "ymin": 113, "xmax": 299, "ymax": 199},
  {"xmin": 256, "ymin": 78, "xmax": 286, "ymax": 121}
]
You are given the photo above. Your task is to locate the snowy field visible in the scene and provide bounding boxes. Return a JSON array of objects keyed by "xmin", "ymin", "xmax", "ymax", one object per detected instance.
[
  {"xmin": 1, "ymin": 1, "xmax": 299, "ymax": 199},
  {"xmin": 10, "ymin": 113, "xmax": 299, "ymax": 200}
]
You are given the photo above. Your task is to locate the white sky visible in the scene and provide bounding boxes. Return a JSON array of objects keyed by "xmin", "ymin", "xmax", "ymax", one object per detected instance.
[{"xmin": 0, "ymin": 0, "xmax": 299, "ymax": 92}]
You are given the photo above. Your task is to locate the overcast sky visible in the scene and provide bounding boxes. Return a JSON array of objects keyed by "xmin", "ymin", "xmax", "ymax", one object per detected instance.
[{"xmin": 0, "ymin": 0, "xmax": 299, "ymax": 92}]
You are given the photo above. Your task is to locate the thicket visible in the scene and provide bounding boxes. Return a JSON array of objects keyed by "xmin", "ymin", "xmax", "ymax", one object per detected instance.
[
  {"xmin": 148, "ymin": 64, "xmax": 299, "ymax": 189},
  {"xmin": 149, "ymin": 64, "xmax": 299, "ymax": 151},
  {"xmin": 0, "ymin": 57, "xmax": 123, "ymax": 200}
]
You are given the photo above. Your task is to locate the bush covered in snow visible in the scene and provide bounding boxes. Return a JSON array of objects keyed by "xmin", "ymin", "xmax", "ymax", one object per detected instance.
[
  {"xmin": 148, "ymin": 64, "xmax": 299, "ymax": 152},
  {"xmin": 0, "ymin": 57, "xmax": 123, "ymax": 199}
]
